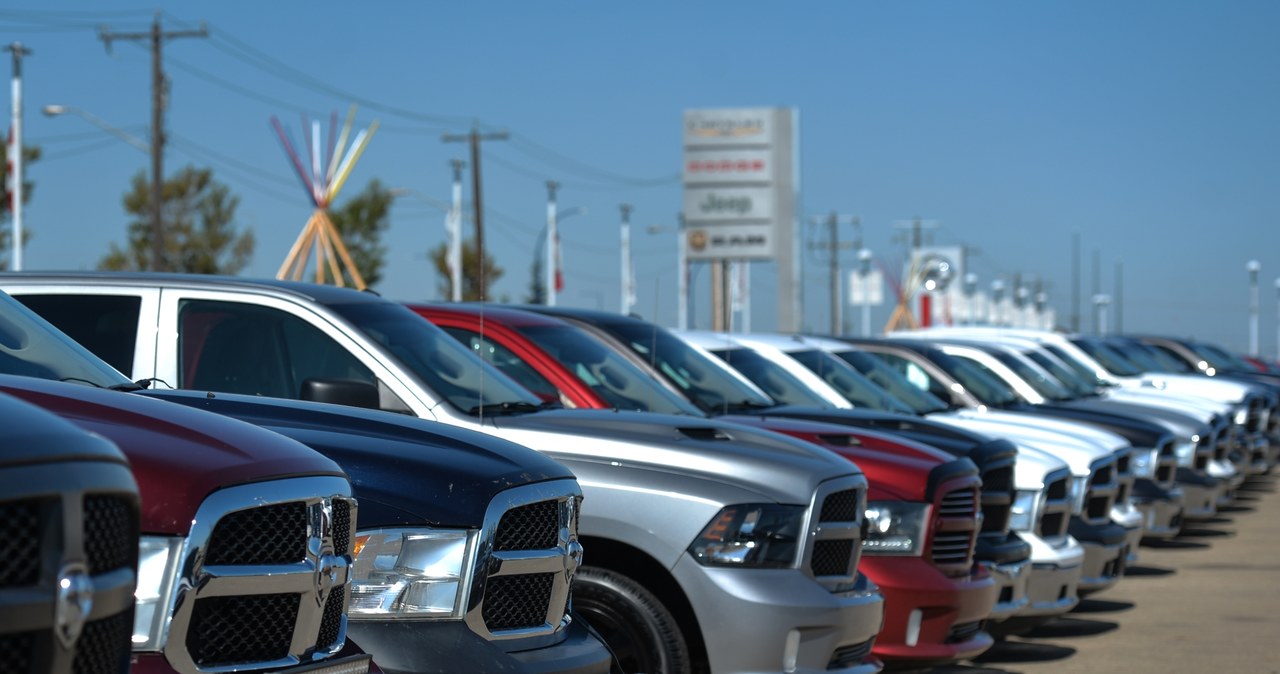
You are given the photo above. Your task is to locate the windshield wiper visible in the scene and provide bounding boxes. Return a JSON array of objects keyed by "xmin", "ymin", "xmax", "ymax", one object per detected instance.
[
  {"xmin": 467, "ymin": 400, "xmax": 544, "ymax": 416},
  {"xmin": 722, "ymin": 400, "xmax": 775, "ymax": 414}
]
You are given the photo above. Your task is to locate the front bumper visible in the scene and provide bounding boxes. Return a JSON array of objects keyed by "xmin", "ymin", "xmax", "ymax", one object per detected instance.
[
  {"xmin": 1014, "ymin": 532, "xmax": 1083, "ymax": 618},
  {"xmin": 132, "ymin": 645, "xmax": 380, "ymax": 674},
  {"xmin": 346, "ymin": 616, "xmax": 613, "ymax": 674},
  {"xmin": 1111, "ymin": 503, "xmax": 1144, "ymax": 565},
  {"xmin": 1068, "ymin": 518, "xmax": 1127, "ymax": 595},
  {"xmin": 981, "ymin": 558, "xmax": 1031, "ymax": 621},
  {"xmin": 861, "ymin": 557, "xmax": 997, "ymax": 665},
  {"xmin": 672, "ymin": 554, "xmax": 885, "ymax": 674},
  {"xmin": 1132, "ymin": 481, "xmax": 1183, "ymax": 540},
  {"xmin": 1176, "ymin": 468, "xmax": 1223, "ymax": 520}
]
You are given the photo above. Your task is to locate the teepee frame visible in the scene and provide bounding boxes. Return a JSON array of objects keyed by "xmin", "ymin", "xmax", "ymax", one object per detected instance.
[{"xmin": 271, "ymin": 106, "xmax": 379, "ymax": 289}]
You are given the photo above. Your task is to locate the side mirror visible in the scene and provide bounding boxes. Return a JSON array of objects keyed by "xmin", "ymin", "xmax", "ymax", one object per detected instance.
[{"xmin": 300, "ymin": 378, "xmax": 381, "ymax": 410}]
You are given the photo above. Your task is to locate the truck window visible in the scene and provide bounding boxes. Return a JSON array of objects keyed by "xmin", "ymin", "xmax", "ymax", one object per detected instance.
[
  {"xmin": 15, "ymin": 294, "xmax": 142, "ymax": 375},
  {"xmin": 179, "ymin": 299, "xmax": 379, "ymax": 400},
  {"xmin": 440, "ymin": 326, "xmax": 563, "ymax": 403}
]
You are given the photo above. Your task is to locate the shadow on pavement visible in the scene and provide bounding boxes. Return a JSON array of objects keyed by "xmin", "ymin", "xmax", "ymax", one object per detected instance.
[
  {"xmin": 1121, "ymin": 564, "xmax": 1175, "ymax": 577},
  {"xmin": 1217, "ymin": 503, "xmax": 1256, "ymax": 514},
  {"xmin": 1176, "ymin": 526, "xmax": 1235, "ymax": 538},
  {"xmin": 1070, "ymin": 598, "xmax": 1135, "ymax": 614},
  {"xmin": 1142, "ymin": 538, "xmax": 1210, "ymax": 550},
  {"xmin": 926, "ymin": 664, "xmax": 1024, "ymax": 674},
  {"xmin": 973, "ymin": 639, "xmax": 1076, "ymax": 664},
  {"xmin": 1022, "ymin": 617, "xmax": 1120, "ymax": 638}
]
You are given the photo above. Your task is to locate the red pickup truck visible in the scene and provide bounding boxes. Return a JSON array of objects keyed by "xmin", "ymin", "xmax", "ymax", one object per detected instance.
[{"xmin": 412, "ymin": 302, "xmax": 1000, "ymax": 667}]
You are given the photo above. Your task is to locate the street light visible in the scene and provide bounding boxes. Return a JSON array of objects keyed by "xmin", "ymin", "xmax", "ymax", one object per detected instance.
[
  {"xmin": 389, "ymin": 186, "xmax": 461, "ymax": 301},
  {"xmin": 857, "ymin": 249, "xmax": 874, "ymax": 336},
  {"xmin": 647, "ymin": 218, "xmax": 687, "ymax": 330},
  {"xmin": 538, "ymin": 202, "xmax": 585, "ymax": 306},
  {"xmin": 1247, "ymin": 260, "xmax": 1260, "ymax": 356}
]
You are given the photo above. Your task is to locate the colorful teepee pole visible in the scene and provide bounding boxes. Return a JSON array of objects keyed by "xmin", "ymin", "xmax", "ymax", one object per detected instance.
[{"xmin": 272, "ymin": 105, "xmax": 379, "ymax": 289}]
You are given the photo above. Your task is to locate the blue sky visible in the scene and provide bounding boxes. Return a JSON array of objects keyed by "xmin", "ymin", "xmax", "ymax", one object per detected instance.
[{"xmin": 5, "ymin": 2, "xmax": 1279, "ymax": 354}]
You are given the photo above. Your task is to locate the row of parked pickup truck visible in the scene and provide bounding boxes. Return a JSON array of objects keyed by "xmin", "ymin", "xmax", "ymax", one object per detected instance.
[{"xmin": 2, "ymin": 270, "xmax": 1274, "ymax": 674}]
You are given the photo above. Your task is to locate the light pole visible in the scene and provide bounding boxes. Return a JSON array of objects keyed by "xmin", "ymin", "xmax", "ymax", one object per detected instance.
[
  {"xmin": 43, "ymin": 104, "xmax": 149, "ymax": 152},
  {"xmin": 1247, "ymin": 260, "xmax": 1260, "ymax": 356},
  {"xmin": 1274, "ymin": 277, "xmax": 1280, "ymax": 361},
  {"xmin": 1093, "ymin": 293, "xmax": 1112, "ymax": 335},
  {"xmin": 6, "ymin": 44, "xmax": 31, "ymax": 270},
  {"xmin": 962, "ymin": 273, "xmax": 978, "ymax": 326},
  {"xmin": 389, "ymin": 186, "xmax": 459, "ymax": 301},
  {"xmin": 647, "ymin": 217, "xmax": 687, "ymax": 330},
  {"xmin": 990, "ymin": 280, "xmax": 1005, "ymax": 325},
  {"xmin": 620, "ymin": 204, "xmax": 634, "ymax": 315},
  {"xmin": 545, "ymin": 181, "xmax": 559, "ymax": 306},
  {"xmin": 858, "ymin": 249, "xmax": 874, "ymax": 336}
]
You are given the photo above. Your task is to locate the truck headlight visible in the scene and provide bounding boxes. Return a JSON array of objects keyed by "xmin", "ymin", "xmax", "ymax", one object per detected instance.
[
  {"xmin": 133, "ymin": 536, "xmax": 182, "ymax": 650},
  {"xmin": 1008, "ymin": 490, "xmax": 1042, "ymax": 532},
  {"xmin": 862, "ymin": 501, "xmax": 930, "ymax": 556},
  {"xmin": 350, "ymin": 529, "xmax": 474, "ymax": 618},
  {"xmin": 688, "ymin": 504, "xmax": 805, "ymax": 568},
  {"xmin": 1130, "ymin": 448, "xmax": 1159, "ymax": 478}
]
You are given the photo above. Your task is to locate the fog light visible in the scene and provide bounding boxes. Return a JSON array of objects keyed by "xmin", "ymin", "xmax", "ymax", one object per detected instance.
[
  {"xmin": 905, "ymin": 608, "xmax": 923, "ymax": 647},
  {"xmin": 783, "ymin": 629, "xmax": 800, "ymax": 672}
]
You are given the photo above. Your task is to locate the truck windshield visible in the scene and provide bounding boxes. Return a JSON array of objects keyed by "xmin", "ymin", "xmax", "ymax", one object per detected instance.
[
  {"xmin": 513, "ymin": 324, "xmax": 704, "ymax": 416},
  {"xmin": 928, "ymin": 350, "xmax": 1022, "ymax": 408},
  {"xmin": 0, "ymin": 292, "xmax": 136, "ymax": 389},
  {"xmin": 708, "ymin": 347, "xmax": 837, "ymax": 409},
  {"xmin": 787, "ymin": 348, "xmax": 915, "ymax": 413},
  {"xmin": 990, "ymin": 351, "xmax": 1074, "ymax": 401},
  {"xmin": 833, "ymin": 348, "xmax": 951, "ymax": 414},
  {"xmin": 330, "ymin": 302, "xmax": 543, "ymax": 415},
  {"xmin": 1070, "ymin": 338, "xmax": 1144, "ymax": 377},
  {"xmin": 1023, "ymin": 349, "xmax": 1098, "ymax": 397},
  {"xmin": 593, "ymin": 320, "xmax": 778, "ymax": 414}
]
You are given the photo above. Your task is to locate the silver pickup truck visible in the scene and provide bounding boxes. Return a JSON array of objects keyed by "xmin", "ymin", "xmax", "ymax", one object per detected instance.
[{"xmin": 3, "ymin": 272, "xmax": 886, "ymax": 674}]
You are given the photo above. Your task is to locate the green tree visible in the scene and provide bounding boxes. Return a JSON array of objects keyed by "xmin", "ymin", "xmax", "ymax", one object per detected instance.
[
  {"xmin": 328, "ymin": 179, "xmax": 392, "ymax": 288},
  {"xmin": 0, "ymin": 144, "xmax": 41, "ymax": 269},
  {"xmin": 100, "ymin": 166, "xmax": 254, "ymax": 273},
  {"xmin": 428, "ymin": 239, "xmax": 504, "ymax": 302}
]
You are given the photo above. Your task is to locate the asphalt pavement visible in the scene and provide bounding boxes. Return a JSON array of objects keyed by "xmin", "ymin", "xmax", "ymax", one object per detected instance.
[{"xmin": 932, "ymin": 472, "xmax": 1280, "ymax": 674}]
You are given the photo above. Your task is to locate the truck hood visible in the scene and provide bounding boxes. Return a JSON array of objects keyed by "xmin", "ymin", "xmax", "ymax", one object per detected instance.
[
  {"xmin": 0, "ymin": 375, "xmax": 344, "ymax": 535},
  {"xmin": 940, "ymin": 409, "xmax": 1130, "ymax": 452},
  {"xmin": 1010, "ymin": 444, "xmax": 1072, "ymax": 491},
  {"xmin": 926, "ymin": 414, "xmax": 1110, "ymax": 477},
  {"xmin": 720, "ymin": 414, "xmax": 949, "ymax": 501},
  {"xmin": 1121, "ymin": 373, "xmax": 1252, "ymax": 404},
  {"xmin": 0, "ymin": 389, "xmax": 129, "ymax": 468},
  {"xmin": 1102, "ymin": 387, "xmax": 1228, "ymax": 419},
  {"xmin": 484, "ymin": 408, "xmax": 858, "ymax": 504},
  {"xmin": 143, "ymin": 389, "xmax": 575, "ymax": 529}
]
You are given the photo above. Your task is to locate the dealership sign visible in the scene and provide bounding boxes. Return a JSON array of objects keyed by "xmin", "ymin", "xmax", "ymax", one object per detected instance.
[{"xmin": 682, "ymin": 108, "xmax": 795, "ymax": 261}]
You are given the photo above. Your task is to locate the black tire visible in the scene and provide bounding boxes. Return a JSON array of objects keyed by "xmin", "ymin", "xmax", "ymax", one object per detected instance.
[{"xmin": 573, "ymin": 565, "xmax": 691, "ymax": 674}]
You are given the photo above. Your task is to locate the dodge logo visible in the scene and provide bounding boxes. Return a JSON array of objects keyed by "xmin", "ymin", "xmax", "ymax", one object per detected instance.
[{"xmin": 55, "ymin": 562, "xmax": 94, "ymax": 649}]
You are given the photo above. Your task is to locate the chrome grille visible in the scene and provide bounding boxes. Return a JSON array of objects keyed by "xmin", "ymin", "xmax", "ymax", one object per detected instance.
[
  {"xmin": 72, "ymin": 610, "xmax": 133, "ymax": 674},
  {"xmin": 1038, "ymin": 470, "xmax": 1073, "ymax": 539},
  {"xmin": 84, "ymin": 495, "xmax": 137, "ymax": 575},
  {"xmin": 469, "ymin": 481, "xmax": 580, "ymax": 641},
  {"xmin": 828, "ymin": 638, "xmax": 875, "ymax": 669},
  {"xmin": 1, "ymin": 460, "xmax": 138, "ymax": 674},
  {"xmin": 931, "ymin": 532, "xmax": 974, "ymax": 565},
  {"xmin": 163, "ymin": 478, "xmax": 357, "ymax": 674},
  {"xmin": 0, "ymin": 498, "xmax": 42, "ymax": 588},
  {"xmin": 483, "ymin": 573, "xmax": 555, "ymax": 630},
  {"xmin": 938, "ymin": 487, "xmax": 978, "ymax": 517},
  {"xmin": 0, "ymin": 632, "xmax": 34, "ymax": 674},
  {"xmin": 494, "ymin": 500, "xmax": 559, "ymax": 551},
  {"xmin": 205, "ymin": 501, "xmax": 307, "ymax": 565},
  {"xmin": 811, "ymin": 539, "xmax": 855, "ymax": 576},
  {"xmin": 946, "ymin": 621, "xmax": 985, "ymax": 644},
  {"xmin": 1083, "ymin": 459, "xmax": 1118, "ymax": 525},
  {"xmin": 979, "ymin": 465, "xmax": 1013, "ymax": 534},
  {"xmin": 819, "ymin": 489, "xmax": 859, "ymax": 522},
  {"xmin": 805, "ymin": 477, "xmax": 865, "ymax": 590},
  {"xmin": 188, "ymin": 594, "xmax": 299, "ymax": 666}
]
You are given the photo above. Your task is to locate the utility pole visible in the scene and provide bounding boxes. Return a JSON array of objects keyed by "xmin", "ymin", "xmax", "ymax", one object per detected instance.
[
  {"xmin": 810, "ymin": 212, "xmax": 858, "ymax": 334},
  {"xmin": 447, "ymin": 159, "xmax": 465, "ymax": 302},
  {"xmin": 1071, "ymin": 231, "xmax": 1080, "ymax": 332},
  {"xmin": 1114, "ymin": 259, "xmax": 1123, "ymax": 334},
  {"xmin": 5, "ymin": 43, "xmax": 31, "ymax": 271},
  {"xmin": 100, "ymin": 13, "xmax": 207, "ymax": 272},
  {"xmin": 442, "ymin": 125, "xmax": 508, "ymax": 301}
]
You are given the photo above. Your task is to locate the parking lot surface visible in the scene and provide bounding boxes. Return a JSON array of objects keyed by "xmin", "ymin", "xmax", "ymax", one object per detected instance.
[{"xmin": 931, "ymin": 473, "xmax": 1280, "ymax": 673}]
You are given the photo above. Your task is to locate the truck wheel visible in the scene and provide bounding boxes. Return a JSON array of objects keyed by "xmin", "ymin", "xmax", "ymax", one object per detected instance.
[{"xmin": 574, "ymin": 565, "xmax": 691, "ymax": 674}]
